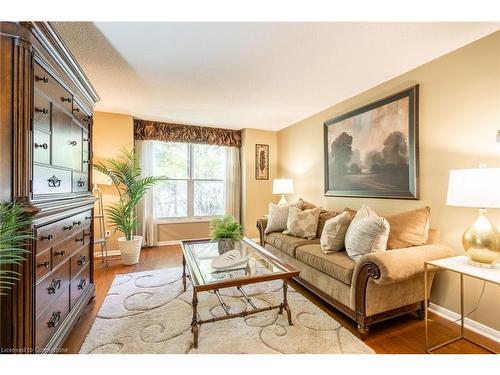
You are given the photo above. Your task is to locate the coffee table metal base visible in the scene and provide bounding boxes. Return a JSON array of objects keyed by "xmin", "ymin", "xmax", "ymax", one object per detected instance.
[{"xmin": 183, "ymin": 263, "xmax": 293, "ymax": 349}]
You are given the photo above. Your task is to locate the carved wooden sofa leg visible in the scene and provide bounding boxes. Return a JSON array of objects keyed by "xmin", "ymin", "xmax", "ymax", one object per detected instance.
[
  {"xmin": 357, "ymin": 323, "xmax": 370, "ymax": 339},
  {"xmin": 354, "ymin": 262, "xmax": 381, "ymax": 340},
  {"xmin": 416, "ymin": 301, "xmax": 425, "ymax": 320}
]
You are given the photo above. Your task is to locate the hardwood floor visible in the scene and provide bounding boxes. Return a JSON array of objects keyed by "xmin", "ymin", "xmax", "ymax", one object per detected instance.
[{"xmin": 63, "ymin": 245, "xmax": 499, "ymax": 354}]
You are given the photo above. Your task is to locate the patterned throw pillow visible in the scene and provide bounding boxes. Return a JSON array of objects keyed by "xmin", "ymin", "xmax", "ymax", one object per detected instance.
[
  {"xmin": 320, "ymin": 210, "xmax": 355, "ymax": 254},
  {"xmin": 283, "ymin": 206, "xmax": 322, "ymax": 240},
  {"xmin": 345, "ymin": 205, "xmax": 390, "ymax": 261},
  {"xmin": 265, "ymin": 199, "xmax": 303, "ymax": 234}
]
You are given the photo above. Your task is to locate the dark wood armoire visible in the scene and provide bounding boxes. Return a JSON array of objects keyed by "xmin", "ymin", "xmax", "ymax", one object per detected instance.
[{"xmin": 0, "ymin": 22, "xmax": 99, "ymax": 353}]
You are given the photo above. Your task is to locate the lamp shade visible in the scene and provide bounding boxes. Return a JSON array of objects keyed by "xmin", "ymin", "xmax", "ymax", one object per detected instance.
[
  {"xmin": 273, "ymin": 179, "xmax": 294, "ymax": 195},
  {"xmin": 92, "ymin": 169, "xmax": 113, "ymax": 186},
  {"xmin": 446, "ymin": 168, "xmax": 500, "ymax": 208}
]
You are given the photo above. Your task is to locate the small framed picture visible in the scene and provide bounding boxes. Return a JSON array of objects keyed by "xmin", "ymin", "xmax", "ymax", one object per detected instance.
[{"xmin": 255, "ymin": 144, "xmax": 269, "ymax": 180}]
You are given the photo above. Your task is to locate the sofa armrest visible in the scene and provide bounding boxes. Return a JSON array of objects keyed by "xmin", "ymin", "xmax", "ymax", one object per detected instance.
[
  {"xmin": 355, "ymin": 244, "xmax": 454, "ymax": 286},
  {"xmin": 256, "ymin": 217, "xmax": 268, "ymax": 246}
]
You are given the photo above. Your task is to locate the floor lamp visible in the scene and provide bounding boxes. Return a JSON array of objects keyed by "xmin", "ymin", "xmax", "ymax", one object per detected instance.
[{"xmin": 92, "ymin": 169, "xmax": 112, "ymax": 267}]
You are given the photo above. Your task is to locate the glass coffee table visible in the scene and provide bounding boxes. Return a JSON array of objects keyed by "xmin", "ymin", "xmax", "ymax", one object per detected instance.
[{"xmin": 180, "ymin": 237, "xmax": 300, "ymax": 348}]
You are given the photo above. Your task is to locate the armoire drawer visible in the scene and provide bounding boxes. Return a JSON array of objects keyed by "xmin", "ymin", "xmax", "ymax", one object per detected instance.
[
  {"xmin": 36, "ymin": 260, "xmax": 70, "ymax": 316},
  {"xmin": 33, "ymin": 92, "xmax": 51, "ymax": 133},
  {"xmin": 71, "ymin": 244, "xmax": 90, "ymax": 278},
  {"xmin": 33, "ymin": 129, "xmax": 51, "ymax": 165},
  {"xmin": 72, "ymin": 171, "xmax": 89, "ymax": 193},
  {"xmin": 70, "ymin": 264, "xmax": 90, "ymax": 309},
  {"xmin": 34, "ymin": 63, "xmax": 73, "ymax": 114},
  {"xmin": 72, "ymin": 100, "xmax": 92, "ymax": 129},
  {"xmin": 35, "ymin": 285, "xmax": 70, "ymax": 349},
  {"xmin": 52, "ymin": 231, "xmax": 84, "ymax": 268},
  {"xmin": 33, "ymin": 165, "xmax": 72, "ymax": 196},
  {"xmin": 35, "ymin": 250, "xmax": 51, "ymax": 281}
]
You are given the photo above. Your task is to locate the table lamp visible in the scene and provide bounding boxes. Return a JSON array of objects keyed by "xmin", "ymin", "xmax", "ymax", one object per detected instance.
[
  {"xmin": 273, "ymin": 179, "xmax": 294, "ymax": 206},
  {"xmin": 446, "ymin": 167, "xmax": 500, "ymax": 267}
]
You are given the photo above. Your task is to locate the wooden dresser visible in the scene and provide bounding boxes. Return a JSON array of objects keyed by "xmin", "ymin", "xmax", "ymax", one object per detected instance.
[{"xmin": 0, "ymin": 22, "xmax": 99, "ymax": 353}]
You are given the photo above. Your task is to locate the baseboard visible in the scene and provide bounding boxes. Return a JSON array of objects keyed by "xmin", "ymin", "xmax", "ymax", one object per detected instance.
[
  {"xmin": 156, "ymin": 240, "xmax": 180, "ymax": 246},
  {"xmin": 428, "ymin": 302, "xmax": 500, "ymax": 343},
  {"xmin": 94, "ymin": 249, "xmax": 121, "ymax": 258}
]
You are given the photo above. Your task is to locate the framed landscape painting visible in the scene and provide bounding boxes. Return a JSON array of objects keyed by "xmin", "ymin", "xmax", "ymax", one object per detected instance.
[{"xmin": 324, "ymin": 85, "xmax": 419, "ymax": 199}]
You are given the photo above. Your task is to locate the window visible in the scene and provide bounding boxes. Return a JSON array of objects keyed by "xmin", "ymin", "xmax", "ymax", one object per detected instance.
[{"xmin": 153, "ymin": 141, "xmax": 227, "ymax": 220}]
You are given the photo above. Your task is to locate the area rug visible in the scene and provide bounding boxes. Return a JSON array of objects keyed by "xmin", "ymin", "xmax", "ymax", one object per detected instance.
[{"xmin": 79, "ymin": 267, "xmax": 374, "ymax": 354}]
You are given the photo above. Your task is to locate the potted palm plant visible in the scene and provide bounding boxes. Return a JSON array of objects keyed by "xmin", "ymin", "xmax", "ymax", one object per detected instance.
[
  {"xmin": 0, "ymin": 201, "xmax": 33, "ymax": 295},
  {"xmin": 209, "ymin": 215, "xmax": 243, "ymax": 254},
  {"xmin": 94, "ymin": 149, "xmax": 163, "ymax": 265}
]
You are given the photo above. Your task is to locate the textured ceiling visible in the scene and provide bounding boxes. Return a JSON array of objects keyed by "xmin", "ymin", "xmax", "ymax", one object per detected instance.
[{"xmin": 53, "ymin": 22, "xmax": 499, "ymax": 130}]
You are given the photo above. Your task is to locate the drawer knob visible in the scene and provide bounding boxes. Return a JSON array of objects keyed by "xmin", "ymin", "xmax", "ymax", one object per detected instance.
[
  {"xmin": 77, "ymin": 255, "xmax": 87, "ymax": 266},
  {"xmin": 73, "ymin": 107, "xmax": 80, "ymax": 113},
  {"xmin": 75, "ymin": 237, "xmax": 84, "ymax": 243},
  {"xmin": 73, "ymin": 220, "xmax": 81, "ymax": 226},
  {"xmin": 85, "ymin": 116, "xmax": 92, "ymax": 123},
  {"xmin": 41, "ymin": 234, "xmax": 54, "ymax": 241},
  {"xmin": 77, "ymin": 278, "xmax": 87, "ymax": 290},
  {"xmin": 47, "ymin": 311, "xmax": 61, "ymax": 328},
  {"xmin": 37, "ymin": 261, "xmax": 50, "ymax": 268},
  {"xmin": 85, "ymin": 215, "xmax": 92, "ymax": 221},
  {"xmin": 83, "ymin": 160, "xmax": 89, "ymax": 164},
  {"xmin": 34, "ymin": 142, "xmax": 48, "ymax": 150},
  {"xmin": 47, "ymin": 175, "xmax": 61, "ymax": 188},
  {"xmin": 63, "ymin": 225, "xmax": 73, "ymax": 231},
  {"xmin": 54, "ymin": 250, "xmax": 66, "ymax": 257},
  {"xmin": 35, "ymin": 107, "xmax": 49, "ymax": 115},
  {"xmin": 83, "ymin": 138, "xmax": 90, "ymax": 142},
  {"xmin": 47, "ymin": 278, "xmax": 61, "ymax": 294},
  {"xmin": 35, "ymin": 75, "xmax": 49, "ymax": 83},
  {"xmin": 77, "ymin": 179, "xmax": 85, "ymax": 188},
  {"xmin": 62, "ymin": 97, "xmax": 72, "ymax": 103},
  {"xmin": 69, "ymin": 140, "xmax": 77, "ymax": 146}
]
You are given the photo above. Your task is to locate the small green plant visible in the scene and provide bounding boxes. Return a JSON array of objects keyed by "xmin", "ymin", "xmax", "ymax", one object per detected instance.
[
  {"xmin": 0, "ymin": 201, "xmax": 33, "ymax": 295},
  {"xmin": 93, "ymin": 148, "xmax": 163, "ymax": 241},
  {"xmin": 210, "ymin": 215, "xmax": 243, "ymax": 241}
]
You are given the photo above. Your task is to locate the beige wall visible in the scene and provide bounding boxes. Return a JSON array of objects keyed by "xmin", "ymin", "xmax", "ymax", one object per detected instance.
[
  {"xmin": 278, "ymin": 32, "xmax": 500, "ymax": 330},
  {"xmin": 92, "ymin": 112, "xmax": 134, "ymax": 250},
  {"xmin": 158, "ymin": 221, "xmax": 210, "ymax": 242},
  {"xmin": 241, "ymin": 129, "xmax": 279, "ymax": 238}
]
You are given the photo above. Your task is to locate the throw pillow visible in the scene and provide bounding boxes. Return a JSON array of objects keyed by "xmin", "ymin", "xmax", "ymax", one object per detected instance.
[
  {"xmin": 385, "ymin": 206, "xmax": 431, "ymax": 249},
  {"xmin": 283, "ymin": 206, "xmax": 322, "ymax": 240},
  {"xmin": 265, "ymin": 199, "xmax": 304, "ymax": 234},
  {"xmin": 320, "ymin": 210, "xmax": 355, "ymax": 253},
  {"xmin": 316, "ymin": 210, "xmax": 340, "ymax": 238},
  {"xmin": 345, "ymin": 205, "xmax": 390, "ymax": 261}
]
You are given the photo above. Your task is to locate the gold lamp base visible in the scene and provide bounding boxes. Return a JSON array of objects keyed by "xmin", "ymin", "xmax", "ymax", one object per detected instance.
[{"xmin": 462, "ymin": 209, "xmax": 499, "ymax": 268}]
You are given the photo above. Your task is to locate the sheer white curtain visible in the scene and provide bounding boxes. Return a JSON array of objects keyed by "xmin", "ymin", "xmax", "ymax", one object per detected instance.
[
  {"xmin": 135, "ymin": 139, "xmax": 157, "ymax": 247},
  {"xmin": 225, "ymin": 146, "xmax": 241, "ymax": 222}
]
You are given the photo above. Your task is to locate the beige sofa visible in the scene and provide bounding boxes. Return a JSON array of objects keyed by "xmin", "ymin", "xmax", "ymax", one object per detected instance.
[{"xmin": 256, "ymin": 210, "xmax": 453, "ymax": 337}]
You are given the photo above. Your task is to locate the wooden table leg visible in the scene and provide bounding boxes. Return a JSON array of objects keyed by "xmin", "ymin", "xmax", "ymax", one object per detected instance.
[
  {"xmin": 182, "ymin": 255, "xmax": 187, "ymax": 292},
  {"xmin": 191, "ymin": 289, "xmax": 199, "ymax": 348},
  {"xmin": 283, "ymin": 281, "xmax": 292, "ymax": 326}
]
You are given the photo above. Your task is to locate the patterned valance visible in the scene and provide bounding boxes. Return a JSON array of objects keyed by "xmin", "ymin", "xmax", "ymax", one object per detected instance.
[{"xmin": 134, "ymin": 119, "xmax": 241, "ymax": 148}]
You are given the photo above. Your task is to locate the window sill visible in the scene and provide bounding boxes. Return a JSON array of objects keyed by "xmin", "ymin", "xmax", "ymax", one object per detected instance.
[{"xmin": 156, "ymin": 217, "xmax": 214, "ymax": 225}]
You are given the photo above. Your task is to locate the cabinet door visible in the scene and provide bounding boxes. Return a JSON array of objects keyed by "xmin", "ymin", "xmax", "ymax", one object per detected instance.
[
  {"xmin": 51, "ymin": 105, "xmax": 74, "ymax": 169},
  {"xmin": 71, "ymin": 122, "xmax": 82, "ymax": 171}
]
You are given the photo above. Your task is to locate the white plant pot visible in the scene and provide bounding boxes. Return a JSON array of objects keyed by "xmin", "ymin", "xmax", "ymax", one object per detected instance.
[{"xmin": 118, "ymin": 235, "xmax": 143, "ymax": 265}]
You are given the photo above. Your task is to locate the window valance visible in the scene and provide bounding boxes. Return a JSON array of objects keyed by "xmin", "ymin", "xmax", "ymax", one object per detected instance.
[{"xmin": 134, "ymin": 119, "xmax": 242, "ymax": 148}]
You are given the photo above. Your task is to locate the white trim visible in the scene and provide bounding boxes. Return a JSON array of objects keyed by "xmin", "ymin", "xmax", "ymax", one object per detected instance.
[
  {"xmin": 428, "ymin": 302, "xmax": 500, "ymax": 343},
  {"xmin": 156, "ymin": 240, "xmax": 181, "ymax": 246},
  {"xmin": 94, "ymin": 250, "xmax": 121, "ymax": 257},
  {"xmin": 156, "ymin": 217, "xmax": 213, "ymax": 225}
]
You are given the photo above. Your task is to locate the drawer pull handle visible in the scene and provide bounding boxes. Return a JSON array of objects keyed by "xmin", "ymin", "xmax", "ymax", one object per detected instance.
[
  {"xmin": 77, "ymin": 255, "xmax": 87, "ymax": 266},
  {"xmin": 83, "ymin": 160, "xmax": 89, "ymax": 164},
  {"xmin": 35, "ymin": 75, "xmax": 49, "ymax": 83},
  {"xmin": 63, "ymin": 225, "xmax": 73, "ymax": 231},
  {"xmin": 69, "ymin": 140, "xmax": 77, "ymax": 146},
  {"xmin": 37, "ymin": 261, "xmax": 50, "ymax": 268},
  {"xmin": 62, "ymin": 97, "xmax": 72, "ymax": 103},
  {"xmin": 41, "ymin": 234, "xmax": 54, "ymax": 241},
  {"xmin": 75, "ymin": 237, "xmax": 84, "ymax": 244},
  {"xmin": 73, "ymin": 107, "xmax": 80, "ymax": 113},
  {"xmin": 34, "ymin": 142, "xmax": 48, "ymax": 150},
  {"xmin": 47, "ymin": 311, "xmax": 61, "ymax": 328},
  {"xmin": 73, "ymin": 220, "xmax": 81, "ymax": 226},
  {"xmin": 35, "ymin": 107, "xmax": 49, "ymax": 115},
  {"xmin": 47, "ymin": 278, "xmax": 61, "ymax": 294},
  {"xmin": 85, "ymin": 116, "xmax": 92, "ymax": 123},
  {"xmin": 77, "ymin": 278, "xmax": 87, "ymax": 290},
  {"xmin": 47, "ymin": 175, "xmax": 61, "ymax": 188},
  {"xmin": 85, "ymin": 215, "xmax": 92, "ymax": 220},
  {"xmin": 83, "ymin": 138, "xmax": 90, "ymax": 142},
  {"xmin": 54, "ymin": 250, "xmax": 66, "ymax": 257},
  {"xmin": 77, "ymin": 179, "xmax": 85, "ymax": 188}
]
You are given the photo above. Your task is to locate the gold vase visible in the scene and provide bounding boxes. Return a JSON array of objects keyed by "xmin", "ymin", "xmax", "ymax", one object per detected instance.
[{"xmin": 462, "ymin": 209, "xmax": 500, "ymax": 267}]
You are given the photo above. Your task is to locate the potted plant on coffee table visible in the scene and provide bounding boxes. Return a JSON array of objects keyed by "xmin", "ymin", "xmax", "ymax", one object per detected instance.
[
  {"xmin": 94, "ymin": 149, "xmax": 163, "ymax": 265},
  {"xmin": 209, "ymin": 215, "xmax": 243, "ymax": 254}
]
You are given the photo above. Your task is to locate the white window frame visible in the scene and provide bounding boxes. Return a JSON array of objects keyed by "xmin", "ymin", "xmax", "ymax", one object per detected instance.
[{"xmin": 154, "ymin": 142, "xmax": 226, "ymax": 223}]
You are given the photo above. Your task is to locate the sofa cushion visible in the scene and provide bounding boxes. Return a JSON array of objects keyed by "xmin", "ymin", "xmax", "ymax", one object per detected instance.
[
  {"xmin": 265, "ymin": 232, "xmax": 319, "ymax": 257},
  {"xmin": 296, "ymin": 244, "xmax": 355, "ymax": 285},
  {"xmin": 385, "ymin": 206, "xmax": 431, "ymax": 249}
]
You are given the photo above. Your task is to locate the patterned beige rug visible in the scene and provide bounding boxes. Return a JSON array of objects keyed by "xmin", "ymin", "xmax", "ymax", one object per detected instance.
[{"xmin": 79, "ymin": 267, "xmax": 374, "ymax": 354}]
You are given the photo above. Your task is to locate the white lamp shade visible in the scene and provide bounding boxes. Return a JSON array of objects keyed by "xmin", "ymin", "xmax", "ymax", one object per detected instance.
[
  {"xmin": 273, "ymin": 179, "xmax": 294, "ymax": 195},
  {"xmin": 92, "ymin": 169, "xmax": 113, "ymax": 186},
  {"xmin": 446, "ymin": 168, "xmax": 500, "ymax": 208}
]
